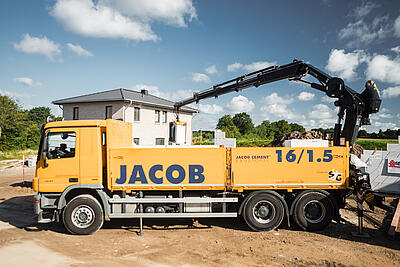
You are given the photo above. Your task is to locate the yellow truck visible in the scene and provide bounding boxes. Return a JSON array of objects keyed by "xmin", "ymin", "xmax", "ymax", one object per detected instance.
[{"xmin": 33, "ymin": 60, "xmax": 381, "ymax": 234}]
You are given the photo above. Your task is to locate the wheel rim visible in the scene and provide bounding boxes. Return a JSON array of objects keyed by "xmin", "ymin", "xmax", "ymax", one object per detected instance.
[
  {"xmin": 303, "ymin": 200, "xmax": 326, "ymax": 224},
  {"xmin": 252, "ymin": 200, "xmax": 276, "ymax": 224},
  {"xmin": 71, "ymin": 205, "xmax": 95, "ymax": 228}
]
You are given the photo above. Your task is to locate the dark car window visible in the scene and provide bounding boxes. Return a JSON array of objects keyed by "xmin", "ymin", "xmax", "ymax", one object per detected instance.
[{"xmin": 47, "ymin": 132, "xmax": 76, "ymax": 159}]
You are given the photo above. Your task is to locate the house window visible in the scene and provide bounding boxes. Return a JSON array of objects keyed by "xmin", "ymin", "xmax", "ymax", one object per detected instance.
[
  {"xmin": 155, "ymin": 110, "xmax": 160, "ymax": 123},
  {"xmin": 155, "ymin": 138, "xmax": 165, "ymax": 145},
  {"xmin": 162, "ymin": 111, "xmax": 167, "ymax": 123},
  {"xmin": 73, "ymin": 107, "xmax": 79, "ymax": 120},
  {"xmin": 105, "ymin": 106, "xmax": 112, "ymax": 119},
  {"xmin": 133, "ymin": 138, "xmax": 140, "ymax": 145},
  {"xmin": 134, "ymin": 107, "xmax": 140, "ymax": 121}
]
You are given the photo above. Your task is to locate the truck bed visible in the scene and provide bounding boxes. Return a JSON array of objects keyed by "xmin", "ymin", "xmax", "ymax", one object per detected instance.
[{"xmin": 108, "ymin": 146, "xmax": 349, "ymax": 191}]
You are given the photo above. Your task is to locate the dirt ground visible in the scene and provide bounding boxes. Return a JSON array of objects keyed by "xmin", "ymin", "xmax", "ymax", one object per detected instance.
[{"xmin": 0, "ymin": 164, "xmax": 399, "ymax": 267}]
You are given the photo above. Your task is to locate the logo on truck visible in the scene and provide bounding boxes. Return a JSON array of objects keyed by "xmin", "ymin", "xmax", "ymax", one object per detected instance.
[
  {"xmin": 115, "ymin": 164, "xmax": 205, "ymax": 185},
  {"xmin": 328, "ymin": 169, "xmax": 342, "ymax": 182}
]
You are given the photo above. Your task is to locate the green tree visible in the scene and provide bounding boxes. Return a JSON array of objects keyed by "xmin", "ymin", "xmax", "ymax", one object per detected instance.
[
  {"xmin": 216, "ymin": 115, "xmax": 240, "ymax": 138},
  {"xmin": 270, "ymin": 120, "xmax": 292, "ymax": 139},
  {"xmin": 289, "ymin": 122, "xmax": 305, "ymax": 133},
  {"xmin": 0, "ymin": 95, "xmax": 19, "ymax": 138},
  {"xmin": 254, "ymin": 120, "xmax": 274, "ymax": 139},
  {"xmin": 358, "ymin": 129, "xmax": 368, "ymax": 138},
  {"xmin": 232, "ymin": 112, "xmax": 254, "ymax": 135},
  {"xmin": 27, "ymin": 107, "xmax": 52, "ymax": 124}
]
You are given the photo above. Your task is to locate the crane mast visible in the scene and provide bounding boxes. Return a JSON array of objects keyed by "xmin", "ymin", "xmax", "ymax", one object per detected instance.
[{"xmin": 174, "ymin": 60, "xmax": 381, "ymax": 146}]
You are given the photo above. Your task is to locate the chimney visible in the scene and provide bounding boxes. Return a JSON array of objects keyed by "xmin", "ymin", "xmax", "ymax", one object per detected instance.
[{"xmin": 141, "ymin": 89, "xmax": 148, "ymax": 96}]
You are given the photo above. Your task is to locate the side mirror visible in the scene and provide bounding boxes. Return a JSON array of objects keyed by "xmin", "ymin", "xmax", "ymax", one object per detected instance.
[{"xmin": 42, "ymin": 132, "xmax": 49, "ymax": 167}]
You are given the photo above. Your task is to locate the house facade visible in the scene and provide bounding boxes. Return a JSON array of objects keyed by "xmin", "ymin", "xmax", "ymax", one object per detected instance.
[{"xmin": 53, "ymin": 88, "xmax": 197, "ymax": 146}]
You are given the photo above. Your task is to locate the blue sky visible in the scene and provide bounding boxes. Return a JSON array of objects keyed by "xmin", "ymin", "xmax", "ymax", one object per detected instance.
[{"xmin": 1, "ymin": 0, "xmax": 400, "ymax": 132}]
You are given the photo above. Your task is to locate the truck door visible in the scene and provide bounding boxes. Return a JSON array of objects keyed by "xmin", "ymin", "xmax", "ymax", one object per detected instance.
[{"xmin": 37, "ymin": 129, "xmax": 80, "ymax": 192}]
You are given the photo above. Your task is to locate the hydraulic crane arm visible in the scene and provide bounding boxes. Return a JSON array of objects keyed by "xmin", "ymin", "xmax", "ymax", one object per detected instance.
[{"xmin": 174, "ymin": 60, "xmax": 381, "ymax": 146}]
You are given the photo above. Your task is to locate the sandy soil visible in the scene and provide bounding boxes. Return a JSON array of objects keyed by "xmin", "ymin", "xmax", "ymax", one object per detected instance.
[{"xmin": 0, "ymin": 165, "xmax": 399, "ymax": 267}]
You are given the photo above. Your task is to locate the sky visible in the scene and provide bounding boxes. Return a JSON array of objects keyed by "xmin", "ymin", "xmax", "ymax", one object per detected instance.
[{"xmin": 1, "ymin": 0, "xmax": 400, "ymax": 132}]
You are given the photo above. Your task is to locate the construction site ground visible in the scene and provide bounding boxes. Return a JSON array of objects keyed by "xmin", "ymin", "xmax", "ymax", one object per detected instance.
[{"xmin": 0, "ymin": 163, "xmax": 399, "ymax": 267}]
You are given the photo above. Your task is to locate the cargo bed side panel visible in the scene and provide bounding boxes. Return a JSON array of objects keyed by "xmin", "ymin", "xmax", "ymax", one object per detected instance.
[
  {"xmin": 109, "ymin": 148, "xmax": 227, "ymax": 191},
  {"xmin": 231, "ymin": 147, "xmax": 348, "ymax": 190}
]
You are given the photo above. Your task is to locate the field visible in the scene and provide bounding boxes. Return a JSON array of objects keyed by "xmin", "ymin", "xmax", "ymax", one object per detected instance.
[
  {"xmin": 194, "ymin": 138, "xmax": 398, "ymax": 150},
  {"xmin": 356, "ymin": 138, "xmax": 398, "ymax": 150}
]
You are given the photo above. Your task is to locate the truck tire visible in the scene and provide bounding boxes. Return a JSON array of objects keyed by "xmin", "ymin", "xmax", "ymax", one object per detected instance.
[
  {"xmin": 243, "ymin": 193, "xmax": 285, "ymax": 231},
  {"xmin": 62, "ymin": 194, "xmax": 104, "ymax": 235},
  {"xmin": 292, "ymin": 191, "xmax": 334, "ymax": 231}
]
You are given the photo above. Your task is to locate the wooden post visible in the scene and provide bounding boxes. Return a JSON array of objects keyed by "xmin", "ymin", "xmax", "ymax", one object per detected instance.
[{"xmin": 388, "ymin": 199, "xmax": 400, "ymax": 239}]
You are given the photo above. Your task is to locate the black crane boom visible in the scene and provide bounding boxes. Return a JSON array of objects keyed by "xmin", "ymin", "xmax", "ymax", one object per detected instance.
[{"xmin": 174, "ymin": 60, "xmax": 381, "ymax": 146}]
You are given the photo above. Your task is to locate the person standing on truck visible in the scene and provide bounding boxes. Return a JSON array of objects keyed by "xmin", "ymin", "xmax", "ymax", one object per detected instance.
[{"xmin": 361, "ymin": 80, "xmax": 380, "ymax": 125}]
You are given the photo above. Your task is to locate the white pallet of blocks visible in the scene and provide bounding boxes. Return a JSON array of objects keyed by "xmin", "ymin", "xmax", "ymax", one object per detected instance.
[
  {"xmin": 214, "ymin": 130, "xmax": 236, "ymax": 148},
  {"xmin": 361, "ymin": 136, "xmax": 400, "ymax": 195}
]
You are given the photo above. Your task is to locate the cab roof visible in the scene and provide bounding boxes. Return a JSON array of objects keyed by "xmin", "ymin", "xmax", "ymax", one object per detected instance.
[{"xmin": 44, "ymin": 119, "xmax": 129, "ymax": 129}]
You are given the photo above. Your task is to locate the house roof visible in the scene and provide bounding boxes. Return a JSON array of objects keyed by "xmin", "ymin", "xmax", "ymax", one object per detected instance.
[{"xmin": 52, "ymin": 88, "xmax": 198, "ymax": 113}]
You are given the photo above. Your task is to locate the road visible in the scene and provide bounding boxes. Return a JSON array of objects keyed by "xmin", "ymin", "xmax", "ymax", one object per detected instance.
[{"xmin": 0, "ymin": 164, "xmax": 399, "ymax": 267}]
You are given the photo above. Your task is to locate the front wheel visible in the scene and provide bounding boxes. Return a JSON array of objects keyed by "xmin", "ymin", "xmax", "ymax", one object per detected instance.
[
  {"xmin": 243, "ymin": 193, "xmax": 285, "ymax": 231},
  {"xmin": 62, "ymin": 195, "xmax": 104, "ymax": 235},
  {"xmin": 292, "ymin": 191, "xmax": 334, "ymax": 231}
]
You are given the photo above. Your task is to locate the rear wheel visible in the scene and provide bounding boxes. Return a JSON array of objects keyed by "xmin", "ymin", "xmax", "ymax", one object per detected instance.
[
  {"xmin": 63, "ymin": 194, "xmax": 104, "ymax": 235},
  {"xmin": 292, "ymin": 191, "xmax": 334, "ymax": 231},
  {"xmin": 243, "ymin": 193, "xmax": 285, "ymax": 231}
]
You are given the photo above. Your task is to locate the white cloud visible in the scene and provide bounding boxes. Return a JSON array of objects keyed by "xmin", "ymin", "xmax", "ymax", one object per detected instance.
[
  {"xmin": 395, "ymin": 15, "xmax": 400, "ymax": 37},
  {"xmin": 227, "ymin": 60, "xmax": 276, "ymax": 72},
  {"xmin": 0, "ymin": 89, "xmax": 29, "ymax": 99},
  {"xmin": 298, "ymin": 91, "xmax": 315, "ymax": 101},
  {"xmin": 100, "ymin": 0, "xmax": 197, "ymax": 27},
  {"xmin": 260, "ymin": 92, "xmax": 303, "ymax": 121},
  {"xmin": 326, "ymin": 49, "xmax": 368, "ymax": 80},
  {"xmin": 307, "ymin": 104, "xmax": 337, "ymax": 128},
  {"xmin": 51, "ymin": 0, "xmax": 158, "ymax": 41},
  {"xmin": 198, "ymin": 104, "xmax": 223, "ymax": 114},
  {"xmin": 192, "ymin": 73, "xmax": 210, "ymax": 83},
  {"xmin": 192, "ymin": 115, "xmax": 217, "ymax": 131},
  {"xmin": 371, "ymin": 108, "xmax": 393, "ymax": 119},
  {"xmin": 263, "ymin": 92, "xmax": 294, "ymax": 105},
  {"xmin": 228, "ymin": 95, "xmax": 255, "ymax": 113},
  {"xmin": 397, "ymin": 113, "xmax": 400, "ymax": 120},
  {"xmin": 13, "ymin": 77, "xmax": 41, "ymax": 87},
  {"xmin": 227, "ymin": 62, "xmax": 243, "ymax": 72},
  {"xmin": 205, "ymin": 65, "xmax": 217, "ymax": 75},
  {"xmin": 391, "ymin": 46, "xmax": 400, "ymax": 53},
  {"xmin": 243, "ymin": 61, "xmax": 276, "ymax": 72},
  {"xmin": 366, "ymin": 54, "xmax": 400, "ymax": 84},
  {"xmin": 131, "ymin": 84, "xmax": 192, "ymax": 101},
  {"xmin": 372, "ymin": 121, "xmax": 397, "ymax": 130},
  {"xmin": 260, "ymin": 103, "xmax": 303, "ymax": 121},
  {"xmin": 353, "ymin": 1, "xmax": 379, "ymax": 19},
  {"xmin": 321, "ymin": 95, "xmax": 336, "ymax": 103},
  {"xmin": 309, "ymin": 104, "xmax": 335, "ymax": 120},
  {"xmin": 339, "ymin": 15, "xmax": 390, "ymax": 47},
  {"xmin": 13, "ymin": 34, "xmax": 61, "ymax": 60},
  {"xmin": 381, "ymin": 86, "xmax": 400, "ymax": 98},
  {"xmin": 66, "ymin": 43, "xmax": 93, "ymax": 57},
  {"xmin": 50, "ymin": 0, "xmax": 196, "ymax": 41}
]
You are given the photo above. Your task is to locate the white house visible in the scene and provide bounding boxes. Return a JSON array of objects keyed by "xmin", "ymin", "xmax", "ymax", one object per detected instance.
[{"xmin": 53, "ymin": 88, "xmax": 197, "ymax": 146}]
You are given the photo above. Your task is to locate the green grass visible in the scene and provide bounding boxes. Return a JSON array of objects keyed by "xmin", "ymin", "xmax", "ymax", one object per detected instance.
[
  {"xmin": 355, "ymin": 139, "xmax": 398, "ymax": 151},
  {"xmin": 193, "ymin": 140, "xmax": 273, "ymax": 147},
  {"xmin": 0, "ymin": 150, "xmax": 36, "ymax": 161}
]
